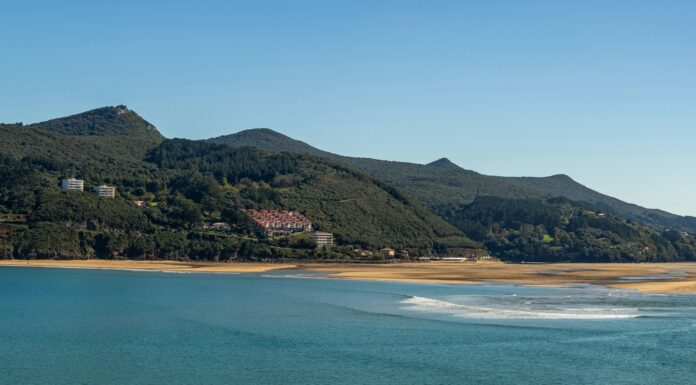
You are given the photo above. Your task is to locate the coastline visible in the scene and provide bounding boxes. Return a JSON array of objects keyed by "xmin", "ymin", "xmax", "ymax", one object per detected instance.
[
  {"xmin": 300, "ymin": 261, "xmax": 696, "ymax": 294},
  {"xmin": 3, "ymin": 259, "xmax": 696, "ymax": 294},
  {"xmin": 0, "ymin": 259, "xmax": 296, "ymax": 273}
]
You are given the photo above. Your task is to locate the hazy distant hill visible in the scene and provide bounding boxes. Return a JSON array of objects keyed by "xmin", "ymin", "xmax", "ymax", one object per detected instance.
[{"xmin": 210, "ymin": 129, "xmax": 696, "ymax": 233}]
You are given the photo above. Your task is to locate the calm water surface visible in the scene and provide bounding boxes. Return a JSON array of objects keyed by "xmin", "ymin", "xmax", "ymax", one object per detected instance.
[{"xmin": 1, "ymin": 267, "xmax": 695, "ymax": 385}]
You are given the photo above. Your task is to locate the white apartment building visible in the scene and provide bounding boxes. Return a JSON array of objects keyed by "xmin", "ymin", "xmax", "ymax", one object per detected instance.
[
  {"xmin": 61, "ymin": 177, "xmax": 84, "ymax": 191},
  {"xmin": 94, "ymin": 185, "xmax": 116, "ymax": 198}
]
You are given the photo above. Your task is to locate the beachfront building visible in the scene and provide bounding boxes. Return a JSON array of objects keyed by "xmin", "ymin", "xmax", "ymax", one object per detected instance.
[
  {"xmin": 311, "ymin": 231, "xmax": 334, "ymax": 249},
  {"xmin": 244, "ymin": 209, "xmax": 312, "ymax": 237},
  {"xmin": 441, "ymin": 256, "xmax": 475, "ymax": 262},
  {"xmin": 380, "ymin": 248, "xmax": 396, "ymax": 258},
  {"xmin": 61, "ymin": 177, "xmax": 84, "ymax": 191},
  {"xmin": 94, "ymin": 185, "xmax": 116, "ymax": 198}
]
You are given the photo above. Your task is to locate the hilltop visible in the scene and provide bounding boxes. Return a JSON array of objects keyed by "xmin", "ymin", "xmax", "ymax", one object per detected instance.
[
  {"xmin": 29, "ymin": 105, "xmax": 163, "ymax": 141},
  {"xmin": 220, "ymin": 128, "xmax": 330, "ymax": 156}
]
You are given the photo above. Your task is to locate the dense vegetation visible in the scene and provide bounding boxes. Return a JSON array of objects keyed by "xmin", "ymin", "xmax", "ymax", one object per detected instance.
[
  {"xmin": 148, "ymin": 139, "xmax": 476, "ymax": 252},
  {"xmin": 0, "ymin": 108, "xmax": 476, "ymax": 261},
  {"xmin": 438, "ymin": 197, "xmax": 696, "ymax": 262},
  {"xmin": 212, "ymin": 129, "xmax": 696, "ymax": 233},
  {"xmin": 29, "ymin": 105, "xmax": 162, "ymax": 141},
  {"xmin": 2, "ymin": 106, "xmax": 694, "ymax": 263}
]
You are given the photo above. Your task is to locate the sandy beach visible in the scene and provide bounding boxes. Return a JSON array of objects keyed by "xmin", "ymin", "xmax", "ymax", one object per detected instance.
[
  {"xmin": 3, "ymin": 259, "xmax": 696, "ymax": 294},
  {"xmin": 0, "ymin": 259, "xmax": 296, "ymax": 273},
  {"xmin": 302, "ymin": 261, "xmax": 696, "ymax": 294}
]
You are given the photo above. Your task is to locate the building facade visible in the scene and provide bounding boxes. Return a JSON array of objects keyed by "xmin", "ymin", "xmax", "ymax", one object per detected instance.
[
  {"xmin": 61, "ymin": 178, "xmax": 84, "ymax": 191},
  {"xmin": 94, "ymin": 185, "xmax": 116, "ymax": 198},
  {"xmin": 244, "ymin": 209, "xmax": 312, "ymax": 237},
  {"xmin": 311, "ymin": 231, "xmax": 334, "ymax": 249},
  {"xmin": 211, "ymin": 222, "xmax": 231, "ymax": 230}
]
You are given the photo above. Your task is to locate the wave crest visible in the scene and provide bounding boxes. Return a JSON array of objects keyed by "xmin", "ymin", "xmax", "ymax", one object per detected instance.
[{"xmin": 401, "ymin": 296, "xmax": 640, "ymax": 320}]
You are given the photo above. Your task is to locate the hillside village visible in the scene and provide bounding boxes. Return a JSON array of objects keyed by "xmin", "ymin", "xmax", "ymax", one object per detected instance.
[
  {"xmin": 59, "ymin": 175, "xmax": 427, "ymax": 258},
  {"xmin": 53, "ymin": 176, "xmax": 457, "ymax": 259},
  {"xmin": 59, "ymin": 178, "xmax": 342, "ymax": 252}
]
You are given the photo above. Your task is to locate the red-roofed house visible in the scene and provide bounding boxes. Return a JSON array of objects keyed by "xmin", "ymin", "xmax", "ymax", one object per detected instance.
[{"xmin": 243, "ymin": 209, "xmax": 312, "ymax": 237}]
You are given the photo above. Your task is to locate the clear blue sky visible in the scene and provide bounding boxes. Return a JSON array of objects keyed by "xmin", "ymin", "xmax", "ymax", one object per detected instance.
[{"xmin": 1, "ymin": 0, "xmax": 695, "ymax": 216}]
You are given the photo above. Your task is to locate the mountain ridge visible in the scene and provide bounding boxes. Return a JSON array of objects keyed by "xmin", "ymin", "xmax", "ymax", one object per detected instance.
[
  {"xmin": 210, "ymin": 128, "xmax": 696, "ymax": 232},
  {"xmin": 3, "ymin": 106, "xmax": 695, "ymax": 262}
]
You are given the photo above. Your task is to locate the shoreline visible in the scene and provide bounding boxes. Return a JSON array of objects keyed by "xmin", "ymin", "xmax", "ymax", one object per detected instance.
[
  {"xmin": 299, "ymin": 261, "xmax": 696, "ymax": 294},
  {"xmin": 3, "ymin": 260, "xmax": 696, "ymax": 294},
  {"xmin": 0, "ymin": 259, "xmax": 296, "ymax": 274}
]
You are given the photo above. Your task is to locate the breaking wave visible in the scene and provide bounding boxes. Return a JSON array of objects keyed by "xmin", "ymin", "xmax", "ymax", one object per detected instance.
[
  {"xmin": 261, "ymin": 273, "xmax": 328, "ymax": 279},
  {"xmin": 401, "ymin": 296, "xmax": 641, "ymax": 320}
]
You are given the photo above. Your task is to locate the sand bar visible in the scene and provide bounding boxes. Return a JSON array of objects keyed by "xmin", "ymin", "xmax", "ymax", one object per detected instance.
[{"xmin": 301, "ymin": 261, "xmax": 696, "ymax": 294}]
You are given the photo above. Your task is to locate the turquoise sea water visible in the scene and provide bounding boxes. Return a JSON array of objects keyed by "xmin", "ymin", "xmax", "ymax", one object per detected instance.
[{"xmin": 1, "ymin": 267, "xmax": 696, "ymax": 385}]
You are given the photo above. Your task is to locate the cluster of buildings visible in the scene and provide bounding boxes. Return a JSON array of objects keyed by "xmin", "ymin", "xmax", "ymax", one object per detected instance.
[
  {"xmin": 61, "ymin": 178, "xmax": 116, "ymax": 198},
  {"xmin": 61, "ymin": 177, "xmax": 341, "ymax": 249},
  {"xmin": 244, "ymin": 209, "xmax": 313, "ymax": 237},
  {"xmin": 352, "ymin": 248, "xmax": 408, "ymax": 258},
  {"xmin": 241, "ymin": 209, "xmax": 334, "ymax": 249},
  {"xmin": 417, "ymin": 254, "xmax": 493, "ymax": 262}
]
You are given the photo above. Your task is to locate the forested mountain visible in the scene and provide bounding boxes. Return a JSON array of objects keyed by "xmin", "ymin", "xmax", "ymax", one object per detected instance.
[
  {"xmin": 211, "ymin": 129, "xmax": 696, "ymax": 233},
  {"xmin": 147, "ymin": 139, "xmax": 474, "ymax": 252},
  {"xmin": 440, "ymin": 197, "xmax": 696, "ymax": 262},
  {"xmin": 1, "ymin": 107, "xmax": 694, "ymax": 263},
  {"xmin": 0, "ymin": 107, "xmax": 476, "ymax": 261},
  {"xmin": 210, "ymin": 128, "xmax": 696, "ymax": 262}
]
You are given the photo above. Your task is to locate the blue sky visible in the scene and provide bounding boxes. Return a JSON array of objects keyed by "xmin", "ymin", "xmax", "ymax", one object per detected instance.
[{"xmin": 1, "ymin": 0, "xmax": 695, "ymax": 216}]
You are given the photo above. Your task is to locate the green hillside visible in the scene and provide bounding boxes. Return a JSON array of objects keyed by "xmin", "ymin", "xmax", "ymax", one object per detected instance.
[
  {"xmin": 0, "ymin": 107, "xmax": 477, "ymax": 260},
  {"xmin": 440, "ymin": 196, "xmax": 696, "ymax": 262},
  {"xmin": 210, "ymin": 129, "xmax": 696, "ymax": 233},
  {"xmin": 29, "ymin": 105, "xmax": 163, "ymax": 141},
  {"xmin": 148, "ymin": 139, "xmax": 475, "ymax": 252},
  {"xmin": 210, "ymin": 128, "xmax": 696, "ymax": 262},
  {"xmin": 3, "ymin": 108, "xmax": 694, "ymax": 263}
]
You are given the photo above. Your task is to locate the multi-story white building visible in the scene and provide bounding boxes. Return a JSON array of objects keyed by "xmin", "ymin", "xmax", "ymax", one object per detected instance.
[
  {"xmin": 94, "ymin": 185, "xmax": 116, "ymax": 198},
  {"xmin": 61, "ymin": 177, "xmax": 84, "ymax": 191},
  {"xmin": 311, "ymin": 231, "xmax": 334, "ymax": 249}
]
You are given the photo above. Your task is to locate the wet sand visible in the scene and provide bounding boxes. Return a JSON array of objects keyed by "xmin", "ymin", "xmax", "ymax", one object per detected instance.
[{"xmin": 301, "ymin": 261, "xmax": 696, "ymax": 294}]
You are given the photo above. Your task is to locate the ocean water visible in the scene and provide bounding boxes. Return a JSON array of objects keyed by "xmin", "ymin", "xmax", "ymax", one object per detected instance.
[{"xmin": 1, "ymin": 267, "xmax": 696, "ymax": 385}]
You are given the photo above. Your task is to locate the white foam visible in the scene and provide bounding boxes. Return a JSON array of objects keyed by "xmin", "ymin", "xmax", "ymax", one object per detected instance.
[
  {"xmin": 261, "ymin": 273, "xmax": 328, "ymax": 280},
  {"xmin": 401, "ymin": 296, "xmax": 640, "ymax": 320}
]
